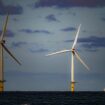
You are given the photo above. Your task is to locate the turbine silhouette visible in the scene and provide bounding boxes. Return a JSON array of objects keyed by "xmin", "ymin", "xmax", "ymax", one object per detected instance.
[
  {"xmin": 0, "ymin": 14, "xmax": 21, "ymax": 92},
  {"xmin": 46, "ymin": 24, "xmax": 89, "ymax": 92}
]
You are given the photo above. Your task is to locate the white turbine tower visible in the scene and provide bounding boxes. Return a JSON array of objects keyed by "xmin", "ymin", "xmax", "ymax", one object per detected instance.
[
  {"xmin": 46, "ymin": 24, "xmax": 89, "ymax": 92},
  {"xmin": 0, "ymin": 14, "xmax": 21, "ymax": 92}
]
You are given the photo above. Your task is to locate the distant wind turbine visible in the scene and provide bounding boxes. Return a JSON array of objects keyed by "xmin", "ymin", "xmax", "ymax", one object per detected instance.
[
  {"xmin": 46, "ymin": 24, "xmax": 89, "ymax": 92},
  {"xmin": 0, "ymin": 14, "xmax": 21, "ymax": 92}
]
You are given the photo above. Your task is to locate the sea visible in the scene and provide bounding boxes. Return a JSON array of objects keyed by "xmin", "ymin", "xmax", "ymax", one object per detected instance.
[{"xmin": 0, "ymin": 91, "xmax": 105, "ymax": 105}]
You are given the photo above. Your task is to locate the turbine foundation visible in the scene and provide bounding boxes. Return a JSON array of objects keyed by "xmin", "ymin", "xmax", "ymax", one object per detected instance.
[
  {"xmin": 71, "ymin": 82, "xmax": 75, "ymax": 92},
  {"xmin": 0, "ymin": 81, "xmax": 4, "ymax": 92}
]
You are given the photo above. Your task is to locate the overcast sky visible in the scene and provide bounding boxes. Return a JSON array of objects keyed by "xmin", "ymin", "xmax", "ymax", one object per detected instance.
[{"xmin": 0, "ymin": 0, "xmax": 105, "ymax": 91}]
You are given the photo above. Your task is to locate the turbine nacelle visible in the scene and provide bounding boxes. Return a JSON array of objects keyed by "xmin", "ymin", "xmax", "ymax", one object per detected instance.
[
  {"xmin": 0, "ymin": 40, "xmax": 5, "ymax": 44},
  {"xmin": 71, "ymin": 48, "xmax": 75, "ymax": 55}
]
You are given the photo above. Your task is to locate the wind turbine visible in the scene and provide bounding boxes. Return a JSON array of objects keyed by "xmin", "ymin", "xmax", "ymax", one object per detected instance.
[
  {"xmin": 0, "ymin": 14, "xmax": 21, "ymax": 92},
  {"xmin": 46, "ymin": 24, "xmax": 89, "ymax": 92}
]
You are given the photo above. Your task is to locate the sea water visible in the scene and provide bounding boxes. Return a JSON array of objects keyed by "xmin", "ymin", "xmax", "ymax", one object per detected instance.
[{"xmin": 0, "ymin": 91, "xmax": 105, "ymax": 105}]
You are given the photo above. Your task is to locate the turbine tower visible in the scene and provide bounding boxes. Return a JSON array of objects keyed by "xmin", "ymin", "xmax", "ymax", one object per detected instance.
[
  {"xmin": 46, "ymin": 24, "xmax": 89, "ymax": 92},
  {"xmin": 0, "ymin": 14, "xmax": 21, "ymax": 92}
]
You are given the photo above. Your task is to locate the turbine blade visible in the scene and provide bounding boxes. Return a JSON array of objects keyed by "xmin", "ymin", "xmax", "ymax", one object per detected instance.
[
  {"xmin": 2, "ymin": 44, "xmax": 21, "ymax": 65},
  {"xmin": 46, "ymin": 49, "xmax": 71, "ymax": 56},
  {"xmin": 75, "ymin": 51, "xmax": 89, "ymax": 70},
  {"xmin": 0, "ymin": 14, "xmax": 9, "ymax": 40},
  {"xmin": 72, "ymin": 24, "xmax": 81, "ymax": 49}
]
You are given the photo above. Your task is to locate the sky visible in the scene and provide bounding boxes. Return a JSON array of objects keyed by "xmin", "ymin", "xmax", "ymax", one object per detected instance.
[{"xmin": 0, "ymin": 0, "xmax": 105, "ymax": 91}]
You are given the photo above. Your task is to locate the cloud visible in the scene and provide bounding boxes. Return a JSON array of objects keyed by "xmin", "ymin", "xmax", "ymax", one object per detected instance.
[
  {"xmin": 13, "ymin": 18, "xmax": 19, "ymax": 22},
  {"xmin": 78, "ymin": 36, "xmax": 105, "ymax": 48},
  {"xmin": 19, "ymin": 29, "xmax": 35, "ymax": 34},
  {"xmin": 19, "ymin": 29, "xmax": 51, "ymax": 34},
  {"xmin": 27, "ymin": 43, "xmax": 49, "ymax": 53},
  {"xmin": 34, "ymin": 0, "xmax": 105, "ymax": 8},
  {"xmin": 101, "ymin": 17, "xmax": 105, "ymax": 21},
  {"xmin": 64, "ymin": 36, "xmax": 105, "ymax": 49},
  {"xmin": 0, "ymin": 0, "xmax": 23, "ymax": 15},
  {"xmin": 12, "ymin": 42, "xmax": 27, "ymax": 47},
  {"xmin": 46, "ymin": 14, "xmax": 59, "ymax": 22},
  {"xmin": 64, "ymin": 39, "xmax": 73, "ymax": 43},
  {"xmin": 0, "ymin": 30, "xmax": 15, "ymax": 37},
  {"xmin": 29, "ymin": 48, "xmax": 49, "ymax": 53},
  {"xmin": 12, "ymin": 41, "xmax": 49, "ymax": 53},
  {"xmin": 61, "ymin": 27, "xmax": 76, "ymax": 32}
]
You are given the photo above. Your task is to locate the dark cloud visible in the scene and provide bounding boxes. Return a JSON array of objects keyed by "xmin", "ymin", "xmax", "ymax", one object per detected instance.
[
  {"xmin": 30, "ymin": 48, "xmax": 49, "ymax": 53},
  {"xmin": 78, "ymin": 36, "xmax": 105, "ymax": 48},
  {"xmin": 0, "ymin": 30, "xmax": 15, "ymax": 37},
  {"xmin": 19, "ymin": 29, "xmax": 51, "ymax": 34},
  {"xmin": 64, "ymin": 39, "xmax": 73, "ymax": 43},
  {"xmin": 12, "ymin": 42, "xmax": 27, "ymax": 47},
  {"xmin": 46, "ymin": 14, "xmax": 59, "ymax": 22},
  {"xmin": 83, "ymin": 48, "xmax": 98, "ymax": 52},
  {"xmin": 64, "ymin": 36, "xmax": 105, "ymax": 49},
  {"xmin": 13, "ymin": 18, "xmax": 19, "ymax": 22},
  {"xmin": 35, "ymin": 30, "xmax": 51, "ymax": 34},
  {"xmin": 34, "ymin": 0, "xmax": 105, "ymax": 8},
  {"xmin": 61, "ymin": 27, "xmax": 76, "ymax": 32},
  {"xmin": 19, "ymin": 29, "xmax": 34, "ymax": 34},
  {"xmin": 101, "ymin": 17, "xmax": 105, "ymax": 21},
  {"xmin": 0, "ymin": 0, "xmax": 23, "ymax": 15}
]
